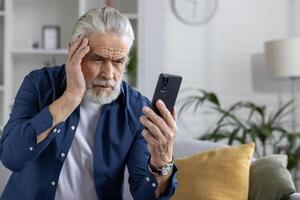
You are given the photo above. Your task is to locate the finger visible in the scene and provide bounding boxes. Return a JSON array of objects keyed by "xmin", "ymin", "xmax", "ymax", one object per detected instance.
[
  {"xmin": 68, "ymin": 37, "xmax": 83, "ymax": 62},
  {"xmin": 172, "ymin": 108, "xmax": 178, "ymax": 131},
  {"xmin": 141, "ymin": 130, "xmax": 166, "ymax": 154},
  {"xmin": 68, "ymin": 34, "xmax": 81, "ymax": 46},
  {"xmin": 78, "ymin": 44, "xmax": 91, "ymax": 57},
  {"xmin": 141, "ymin": 129, "xmax": 158, "ymax": 148},
  {"xmin": 141, "ymin": 131, "xmax": 158, "ymax": 156},
  {"xmin": 142, "ymin": 106, "xmax": 170, "ymax": 135},
  {"xmin": 67, "ymin": 47, "xmax": 90, "ymax": 74},
  {"xmin": 140, "ymin": 116, "xmax": 164, "ymax": 141},
  {"xmin": 155, "ymin": 100, "xmax": 177, "ymax": 130},
  {"xmin": 71, "ymin": 38, "xmax": 90, "ymax": 65},
  {"xmin": 68, "ymin": 35, "xmax": 85, "ymax": 61},
  {"xmin": 73, "ymin": 45, "xmax": 90, "ymax": 65},
  {"xmin": 172, "ymin": 108, "xmax": 177, "ymax": 121},
  {"xmin": 73, "ymin": 37, "xmax": 89, "ymax": 57},
  {"xmin": 69, "ymin": 34, "xmax": 83, "ymax": 47}
]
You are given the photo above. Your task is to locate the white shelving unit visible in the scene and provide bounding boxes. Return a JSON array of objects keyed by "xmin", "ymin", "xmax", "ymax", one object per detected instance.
[
  {"xmin": 0, "ymin": 0, "xmax": 139, "ymax": 130},
  {"xmin": 12, "ymin": 49, "xmax": 68, "ymax": 55}
]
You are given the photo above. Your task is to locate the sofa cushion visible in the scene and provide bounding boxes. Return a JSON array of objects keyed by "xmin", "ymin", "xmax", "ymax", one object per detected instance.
[
  {"xmin": 172, "ymin": 143, "xmax": 254, "ymax": 200},
  {"xmin": 249, "ymin": 154, "xmax": 296, "ymax": 200}
]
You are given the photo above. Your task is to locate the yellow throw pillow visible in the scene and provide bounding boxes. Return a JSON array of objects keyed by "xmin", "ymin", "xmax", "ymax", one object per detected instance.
[{"xmin": 172, "ymin": 143, "xmax": 255, "ymax": 200}]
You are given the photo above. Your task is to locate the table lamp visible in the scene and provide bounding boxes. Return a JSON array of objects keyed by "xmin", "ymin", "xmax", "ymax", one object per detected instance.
[{"xmin": 264, "ymin": 37, "xmax": 300, "ymax": 133}]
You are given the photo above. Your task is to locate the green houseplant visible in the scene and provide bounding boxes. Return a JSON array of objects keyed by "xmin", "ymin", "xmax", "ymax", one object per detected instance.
[
  {"xmin": 127, "ymin": 44, "xmax": 137, "ymax": 87},
  {"xmin": 178, "ymin": 88, "xmax": 300, "ymax": 170}
]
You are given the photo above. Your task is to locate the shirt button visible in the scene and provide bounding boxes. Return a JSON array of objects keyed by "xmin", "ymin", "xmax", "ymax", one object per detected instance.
[
  {"xmin": 57, "ymin": 129, "xmax": 61, "ymax": 133},
  {"xmin": 53, "ymin": 128, "xmax": 57, "ymax": 133},
  {"xmin": 71, "ymin": 126, "xmax": 76, "ymax": 130},
  {"xmin": 152, "ymin": 183, "xmax": 157, "ymax": 188},
  {"xmin": 60, "ymin": 153, "xmax": 66, "ymax": 158},
  {"xmin": 51, "ymin": 181, "xmax": 56, "ymax": 186},
  {"xmin": 146, "ymin": 177, "xmax": 150, "ymax": 182},
  {"xmin": 29, "ymin": 147, "xmax": 34, "ymax": 151}
]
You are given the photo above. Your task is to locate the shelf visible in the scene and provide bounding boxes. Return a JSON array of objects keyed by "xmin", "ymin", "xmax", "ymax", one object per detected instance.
[
  {"xmin": 0, "ymin": 85, "xmax": 4, "ymax": 91},
  {"xmin": 13, "ymin": 0, "xmax": 65, "ymax": 3},
  {"xmin": 12, "ymin": 48, "xmax": 68, "ymax": 55},
  {"xmin": 0, "ymin": 11, "xmax": 4, "ymax": 16}
]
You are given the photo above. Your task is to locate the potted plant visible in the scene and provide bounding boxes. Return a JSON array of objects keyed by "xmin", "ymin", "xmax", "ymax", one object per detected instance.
[{"xmin": 178, "ymin": 88, "xmax": 300, "ymax": 170}]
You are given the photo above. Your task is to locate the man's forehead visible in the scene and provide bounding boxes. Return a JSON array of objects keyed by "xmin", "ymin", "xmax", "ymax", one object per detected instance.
[
  {"xmin": 88, "ymin": 33, "xmax": 129, "ymax": 53},
  {"xmin": 89, "ymin": 49, "xmax": 127, "ymax": 58},
  {"xmin": 90, "ymin": 46, "xmax": 128, "ymax": 53}
]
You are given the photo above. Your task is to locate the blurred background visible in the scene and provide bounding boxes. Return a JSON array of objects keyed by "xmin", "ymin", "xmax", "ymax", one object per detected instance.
[{"xmin": 1, "ymin": 0, "xmax": 300, "ymax": 189}]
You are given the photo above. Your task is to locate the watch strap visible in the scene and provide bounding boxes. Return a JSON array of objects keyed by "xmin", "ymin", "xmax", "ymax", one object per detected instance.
[{"xmin": 148, "ymin": 157, "xmax": 174, "ymax": 176}]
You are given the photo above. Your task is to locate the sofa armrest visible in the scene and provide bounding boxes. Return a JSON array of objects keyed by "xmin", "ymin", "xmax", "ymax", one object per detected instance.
[{"xmin": 288, "ymin": 193, "xmax": 300, "ymax": 200}]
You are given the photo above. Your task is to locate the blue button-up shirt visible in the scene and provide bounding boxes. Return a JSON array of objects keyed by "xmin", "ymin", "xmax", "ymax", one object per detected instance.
[{"xmin": 0, "ymin": 65, "xmax": 177, "ymax": 200}]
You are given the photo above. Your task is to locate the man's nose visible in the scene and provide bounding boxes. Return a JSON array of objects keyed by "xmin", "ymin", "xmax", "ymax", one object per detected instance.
[{"xmin": 99, "ymin": 61, "xmax": 114, "ymax": 79}]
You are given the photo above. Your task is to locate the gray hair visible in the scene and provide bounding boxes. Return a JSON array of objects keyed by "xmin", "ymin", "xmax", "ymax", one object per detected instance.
[{"xmin": 72, "ymin": 6, "xmax": 134, "ymax": 49}]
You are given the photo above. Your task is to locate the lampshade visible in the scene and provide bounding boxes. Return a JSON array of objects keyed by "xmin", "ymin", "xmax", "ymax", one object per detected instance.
[{"xmin": 264, "ymin": 38, "xmax": 300, "ymax": 78}]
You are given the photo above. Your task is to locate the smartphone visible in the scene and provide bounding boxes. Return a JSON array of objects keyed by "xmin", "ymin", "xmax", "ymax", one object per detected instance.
[{"xmin": 151, "ymin": 73, "xmax": 182, "ymax": 116}]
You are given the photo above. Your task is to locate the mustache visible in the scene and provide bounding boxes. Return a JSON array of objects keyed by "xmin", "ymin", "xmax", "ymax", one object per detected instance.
[{"xmin": 87, "ymin": 79, "xmax": 117, "ymax": 89}]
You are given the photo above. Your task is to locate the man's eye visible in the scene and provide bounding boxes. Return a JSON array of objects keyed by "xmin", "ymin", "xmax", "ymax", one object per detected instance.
[
  {"xmin": 114, "ymin": 60, "xmax": 124, "ymax": 64},
  {"xmin": 93, "ymin": 58, "xmax": 104, "ymax": 61},
  {"xmin": 92, "ymin": 59, "xmax": 104, "ymax": 63}
]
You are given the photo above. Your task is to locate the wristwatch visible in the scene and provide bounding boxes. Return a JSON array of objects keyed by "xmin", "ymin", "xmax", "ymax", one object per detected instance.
[{"xmin": 148, "ymin": 157, "xmax": 174, "ymax": 176}]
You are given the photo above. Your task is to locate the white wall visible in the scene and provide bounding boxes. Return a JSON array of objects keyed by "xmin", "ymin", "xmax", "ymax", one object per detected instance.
[
  {"xmin": 137, "ymin": 0, "xmax": 167, "ymax": 98},
  {"xmin": 140, "ymin": 0, "xmax": 300, "ymax": 139}
]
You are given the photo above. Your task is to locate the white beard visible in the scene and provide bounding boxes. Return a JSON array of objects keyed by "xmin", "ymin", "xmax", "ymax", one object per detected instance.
[{"xmin": 83, "ymin": 74, "xmax": 123, "ymax": 105}]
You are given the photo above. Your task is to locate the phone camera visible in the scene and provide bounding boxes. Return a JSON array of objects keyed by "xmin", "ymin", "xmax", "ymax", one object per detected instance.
[{"xmin": 161, "ymin": 76, "xmax": 169, "ymax": 91}]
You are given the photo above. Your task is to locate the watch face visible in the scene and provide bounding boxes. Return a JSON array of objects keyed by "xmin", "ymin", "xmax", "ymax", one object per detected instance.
[
  {"xmin": 171, "ymin": 0, "xmax": 218, "ymax": 25},
  {"xmin": 162, "ymin": 165, "xmax": 173, "ymax": 176}
]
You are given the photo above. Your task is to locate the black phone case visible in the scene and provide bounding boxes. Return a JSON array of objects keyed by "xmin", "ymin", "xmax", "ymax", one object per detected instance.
[{"xmin": 151, "ymin": 73, "xmax": 182, "ymax": 116}]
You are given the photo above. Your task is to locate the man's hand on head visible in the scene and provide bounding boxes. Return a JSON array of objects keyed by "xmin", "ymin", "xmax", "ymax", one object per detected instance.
[
  {"xmin": 37, "ymin": 35, "xmax": 91, "ymax": 144},
  {"xmin": 65, "ymin": 34, "xmax": 90, "ymax": 101}
]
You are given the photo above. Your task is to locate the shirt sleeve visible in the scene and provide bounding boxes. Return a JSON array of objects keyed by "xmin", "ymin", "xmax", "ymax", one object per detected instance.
[
  {"xmin": 126, "ymin": 126, "xmax": 178, "ymax": 200},
  {"xmin": 0, "ymin": 74, "xmax": 62, "ymax": 172}
]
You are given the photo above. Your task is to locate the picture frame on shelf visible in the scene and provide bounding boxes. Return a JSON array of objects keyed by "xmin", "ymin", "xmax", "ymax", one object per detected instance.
[{"xmin": 42, "ymin": 25, "xmax": 61, "ymax": 49}]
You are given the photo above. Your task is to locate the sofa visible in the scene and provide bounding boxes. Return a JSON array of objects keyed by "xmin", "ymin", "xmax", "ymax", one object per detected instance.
[
  {"xmin": 1, "ymin": 139, "xmax": 300, "ymax": 199},
  {"xmin": 124, "ymin": 139, "xmax": 300, "ymax": 200}
]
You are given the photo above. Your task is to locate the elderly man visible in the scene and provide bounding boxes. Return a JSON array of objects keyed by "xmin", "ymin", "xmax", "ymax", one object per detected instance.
[{"xmin": 0, "ymin": 6, "xmax": 177, "ymax": 200}]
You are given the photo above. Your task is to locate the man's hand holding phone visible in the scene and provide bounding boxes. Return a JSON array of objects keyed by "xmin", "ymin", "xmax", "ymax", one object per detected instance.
[
  {"xmin": 140, "ymin": 73, "xmax": 182, "ymax": 176},
  {"xmin": 140, "ymin": 99, "xmax": 177, "ymax": 169}
]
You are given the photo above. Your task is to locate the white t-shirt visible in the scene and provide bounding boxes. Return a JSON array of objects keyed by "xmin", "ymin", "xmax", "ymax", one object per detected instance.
[{"xmin": 55, "ymin": 98, "xmax": 101, "ymax": 200}]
